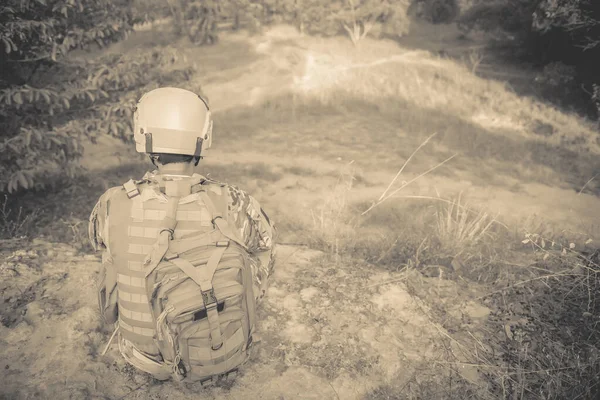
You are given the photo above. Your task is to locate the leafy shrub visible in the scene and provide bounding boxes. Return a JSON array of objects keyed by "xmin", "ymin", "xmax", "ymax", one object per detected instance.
[
  {"xmin": 593, "ymin": 84, "xmax": 600, "ymax": 122},
  {"xmin": 532, "ymin": 0, "xmax": 600, "ymax": 53},
  {"xmin": 532, "ymin": 62, "xmax": 587, "ymax": 111},
  {"xmin": 415, "ymin": 0, "xmax": 460, "ymax": 24},
  {"xmin": 295, "ymin": 0, "xmax": 342, "ymax": 36},
  {"xmin": 458, "ymin": 0, "xmax": 600, "ymax": 121},
  {"xmin": 328, "ymin": 0, "xmax": 412, "ymax": 44},
  {"xmin": 0, "ymin": 0, "xmax": 196, "ymax": 195},
  {"xmin": 131, "ymin": 0, "xmax": 172, "ymax": 24},
  {"xmin": 254, "ymin": 0, "xmax": 411, "ymax": 41},
  {"xmin": 457, "ymin": 0, "xmax": 540, "ymax": 40},
  {"xmin": 167, "ymin": 0, "xmax": 220, "ymax": 45}
]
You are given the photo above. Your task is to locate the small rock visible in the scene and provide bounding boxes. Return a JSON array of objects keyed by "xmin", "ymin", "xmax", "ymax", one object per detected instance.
[
  {"xmin": 300, "ymin": 287, "xmax": 319, "ymax": 302},
  {"xmin": 24, "ymin": 301, "xmax": 45, "ymax": 325},
  {"xmin": 463, "ymin": 301, "xmax": 491, "ymax": 320},
  {"xmin": 132, "ymin": 373, "xmax": 147, "ymax": 385},
  {"xmin": 83, "ymin": 254, "xmax": 98, "ymax": 261},
  {"xmin": 334, "ymin": 285, "xmax": 346, "ymax": 293}
]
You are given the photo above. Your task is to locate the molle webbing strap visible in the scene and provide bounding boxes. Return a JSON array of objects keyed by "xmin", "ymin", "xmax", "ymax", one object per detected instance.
[
  {"xmin": 167, "ymin": 230, "xmax": 223, "ymax": 255},
  {"xmin": 197, "ymin": 191, "xmax": 247, "ymax": 251},
  {"xmin": 168, "ymin": 243, "xmax": 229, "ymax": 352},
  {"xmin": 143, "ymin": 196, "xmax": 180, "ymax": 278}
]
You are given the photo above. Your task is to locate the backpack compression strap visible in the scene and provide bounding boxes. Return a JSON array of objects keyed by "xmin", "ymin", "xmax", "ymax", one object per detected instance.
[
  {"xmin": 163, "ymin": 189, "xmax": 244, "ymax": 354},
  {"xmin": 168, "ymin": 243, "xmax": 228, "ymax": 353}
]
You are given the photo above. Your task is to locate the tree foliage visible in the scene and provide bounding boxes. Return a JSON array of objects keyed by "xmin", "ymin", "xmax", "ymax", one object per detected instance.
[
  {"xmin": 418, "ymin": 0, "xmax": 460, "ymax": 24},
  {"xmin": 0, "ymin": 0, "xmax": 195, "ymax": 194},
  {"xmin": 458, "ymin": 0, "xmax": 600, "ymax": 120},
  {"xmin": 328, "ymin": 0, "xmax": 412, "ymax": 44},
  {"xmin": 167, "ymin": 0, "xmax": 266, "ymax": 45},
  {"xmin": 253, "ymin": 0, "xmax": 411, "ymax": 41},
  {"xmin": 167, "ymin": 0, "xmax": 221, "ymax": 45}
]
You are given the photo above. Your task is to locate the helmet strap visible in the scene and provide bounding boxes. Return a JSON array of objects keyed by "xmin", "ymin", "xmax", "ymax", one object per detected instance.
[
  {"xmin": 193, "ymin": 138, "xmax": 204, "ymax": 166},
  {"xmin": 193, "ymin": 137, "xmax": 203, "ymax": 158},
  {"xmin": 145, "ymin": 133, "xmax": 153, "ymax": 153}
]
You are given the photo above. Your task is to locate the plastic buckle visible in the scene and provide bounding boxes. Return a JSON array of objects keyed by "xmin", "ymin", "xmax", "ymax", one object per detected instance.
[{"xmin": 202, "ymin": 288, "xmax": 217, "ymax": 306}]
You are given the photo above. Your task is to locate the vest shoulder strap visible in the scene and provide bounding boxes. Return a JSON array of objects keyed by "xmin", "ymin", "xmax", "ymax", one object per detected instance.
[{"xmin": 123, "ymin": 179, "xmax": 141, "ymax": 199}]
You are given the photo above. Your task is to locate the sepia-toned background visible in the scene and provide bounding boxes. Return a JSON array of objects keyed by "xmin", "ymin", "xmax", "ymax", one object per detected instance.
[{"xmin": 1, "ymin": 1, "xmax": 600, "ymax": 399}]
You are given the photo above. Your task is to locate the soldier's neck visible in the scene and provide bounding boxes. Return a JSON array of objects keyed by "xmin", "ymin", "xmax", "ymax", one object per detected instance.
[{"xmin": 157, "ymin": 162, "xmax": 195, "ymax": 177}]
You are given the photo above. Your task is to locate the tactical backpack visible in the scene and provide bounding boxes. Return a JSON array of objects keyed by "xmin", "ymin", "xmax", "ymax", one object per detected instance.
[{"xmin": 96, "ymin": 175, "xmax": 259, "ymax": 383}]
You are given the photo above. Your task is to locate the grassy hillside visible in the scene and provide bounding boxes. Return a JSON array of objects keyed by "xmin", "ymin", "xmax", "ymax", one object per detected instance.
[{"xmin": 3, "ymin": 20, "xmax": 600, "ymax": 400}]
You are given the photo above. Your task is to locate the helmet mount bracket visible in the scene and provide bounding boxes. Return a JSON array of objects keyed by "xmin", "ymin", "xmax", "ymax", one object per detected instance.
[
  {"xmin": 145, "ymin": 132, "xmax": 153, "ymax": 153},
  {"xmin": 194, "ymin": 137, "xmax": 203, "ymax": 158}
]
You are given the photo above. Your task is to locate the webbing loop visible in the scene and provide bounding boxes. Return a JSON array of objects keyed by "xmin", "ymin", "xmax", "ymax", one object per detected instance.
[{"xmin": 123, "ymin": 179, "xmax": 140, "ymax": 199}]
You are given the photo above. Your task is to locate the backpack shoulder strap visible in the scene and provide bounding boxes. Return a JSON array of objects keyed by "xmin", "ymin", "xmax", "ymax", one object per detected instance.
[
  {"xmin": 197, "ymin": 191, "xmax": 247, "ymax": 251},
  {"xmin": 143, "ymin": 195, "xmax": 180, "ymax": 278}
]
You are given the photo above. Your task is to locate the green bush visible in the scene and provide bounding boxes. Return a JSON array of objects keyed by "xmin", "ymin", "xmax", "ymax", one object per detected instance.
[
  {"xmin": 0, "ymin": 0, "xmax": 196, "ymax": 195},
  {"xmin": 457, "ymin": 0, "xmax": 539, "ymax": 40},
  {"xmin": 327, "ymin": 0, "xmax": 412, "ymax": 43},
  {"xmin": 458, "ymin": 0, "xmax": 600, "ymax": 120},
  {"xmin": 416, "ymin": 0, "xmax": 460, "ymax": 24},
  {"xmin": 253, "ymin": 0, "xmax": 411, "ymax": 41},
  {"xmin": 131, "ymin": 0, "xmax": 172, "ymax": 24},
  {"xmin": 593, "ymin": 84, "xmax": 600, "ymax": 123},
  {"xmin": 167, "ymin": 0, "xmax": 220, "ymax": 45}
]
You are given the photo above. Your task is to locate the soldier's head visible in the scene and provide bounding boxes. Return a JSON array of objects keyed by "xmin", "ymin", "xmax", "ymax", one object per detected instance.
[{"xmin": 133, "ymin": 87, "xmax": 212, "ymax": 174}]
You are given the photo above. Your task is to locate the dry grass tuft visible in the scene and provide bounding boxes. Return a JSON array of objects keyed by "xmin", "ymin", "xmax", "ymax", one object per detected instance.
[
  {"xmin": 0, "ymin": 195, "xmax": 40, "ymax": 239},
  {"xmin": 434, "ymin": 193, "xmax": 497, "ymax": 256},
  {"xmin": 309, "ymin": 160, "xmax": 358, "ymax": 260}
]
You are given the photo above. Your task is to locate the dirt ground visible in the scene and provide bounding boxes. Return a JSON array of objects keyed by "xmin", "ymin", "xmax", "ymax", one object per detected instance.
[
  {"xmin": 2, "ymin": 21, "xmax": 600, "ymax": 400},
  {"xmin": 2, "ymin": 238, "xmax": 476, "ymax": 399}
]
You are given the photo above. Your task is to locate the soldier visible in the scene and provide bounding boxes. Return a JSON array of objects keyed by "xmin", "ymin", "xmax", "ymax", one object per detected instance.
[{"xmin": 88, "ymin": 87, "xmax": 275, "ymax": 383}]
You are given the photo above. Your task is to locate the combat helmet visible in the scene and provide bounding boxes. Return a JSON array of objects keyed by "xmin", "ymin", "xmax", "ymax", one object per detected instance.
[{"xmin": 133, "ymin": 87, "xmax": 213, "ymax": 157}]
